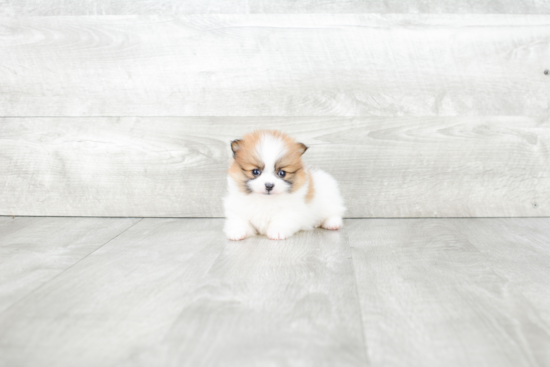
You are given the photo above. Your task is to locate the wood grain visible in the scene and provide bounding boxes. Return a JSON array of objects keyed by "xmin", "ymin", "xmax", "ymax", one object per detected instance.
[
  {"xmin": 1, "ymin": 0, "xmax": 549, "ymax": 15},
  {"xmin": 0, "ymin": 217, "xmax": 14, "ymax": 226},
  {"xmin": 1, "ymin": 217, "xmax": 549, "ymax": 366},
  {"xmin": 0, "ymin": 14, "xmax": 548, "ymax": 116},
  {"xmin": 1, "ymin": 116, "xmax": 548, "ymax": 217},
  {"xmin": 0, "ymin": 218, "xmax": 367, "ymax": 367},
  {"xmin": 0, "ymin": 217, "xmax": 139, "ymax": 314},
  {"xmin": 349, "ymin": 218, "xmax": 550, "ymax": 367}
]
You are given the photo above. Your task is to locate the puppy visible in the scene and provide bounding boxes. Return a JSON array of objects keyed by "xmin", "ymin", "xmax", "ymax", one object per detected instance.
[{"xmin": 223, "ymin": 130, "xmax": 346, "ymax": 240}]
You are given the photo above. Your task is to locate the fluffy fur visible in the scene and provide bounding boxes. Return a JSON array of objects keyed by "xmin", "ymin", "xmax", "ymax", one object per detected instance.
[{"xmin": 223, "ymin": 130, "xmax": 346, "ymax": 241}]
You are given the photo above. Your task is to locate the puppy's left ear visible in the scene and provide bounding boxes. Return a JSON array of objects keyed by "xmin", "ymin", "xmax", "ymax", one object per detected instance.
[
  {"xmin": 297, "ymin": 142, "xmax": 308, "ymax": 155},
  {"xmin": 231, "ymin": 139, "xmax": 242, "ymax": 157}
]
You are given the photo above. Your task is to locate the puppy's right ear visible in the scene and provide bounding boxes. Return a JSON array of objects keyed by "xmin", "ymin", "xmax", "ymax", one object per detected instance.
[{"xmin": 230, "ymin": 139, "xmax": 242, "ymax": 157}]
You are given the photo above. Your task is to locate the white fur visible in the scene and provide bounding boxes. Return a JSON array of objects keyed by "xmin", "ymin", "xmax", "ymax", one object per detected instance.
[{"xmin": 223, "ymin": 135, "xmax": 346, "ymax": 240}]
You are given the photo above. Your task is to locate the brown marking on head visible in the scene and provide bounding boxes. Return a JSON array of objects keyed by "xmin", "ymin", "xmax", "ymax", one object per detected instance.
[
  {"xmin": 228, "ymin": 131, "xmax": 267, "ymax": 193},
  {"xmin": 228, "ymin": 130, "xmax": 309, "ymax": 194},
  {"xmin": 270, "ymin": 131, "xmax": 308, "ymax": 193},
  {"xmin": 275, "ymin": 151, "xmax": 307, "ymax": 193}
]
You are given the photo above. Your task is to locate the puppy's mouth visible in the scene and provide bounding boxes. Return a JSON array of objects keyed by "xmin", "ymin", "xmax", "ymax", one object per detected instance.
[
  {"xmin": 263, "ymin": 190, "xmax": 281, "ymax": 195},
  {"xmin": 252, "ymin": 190, "xmax": 276, "ymax": 195}
]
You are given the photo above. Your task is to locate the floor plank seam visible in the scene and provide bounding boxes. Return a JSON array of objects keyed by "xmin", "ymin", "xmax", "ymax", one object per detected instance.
[{"xmin": 0, "ymin": 218, "xmax": 144, "ymax": 318}]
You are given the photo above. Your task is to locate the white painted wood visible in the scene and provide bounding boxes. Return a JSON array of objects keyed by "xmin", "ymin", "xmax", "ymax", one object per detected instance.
[
  {"xmin": 0, "ymin": 218, "xmax": 367, "ymax": 367},
  {"xmin": 0, "ymin": 217, "xmax": 14, "ymax": 226},
  {"xmin": 0, "ymin": 15, "xmax": 548, "ymax": 116},
  {"xmin": 1, "ymin": 116, "xmax": 548, "ymax": 217},
  {"xmin": 349, "ymin": 218, "xmax": 550, "ymax": 367},
  {"xmin": 1, "ymin": 0, "xmax": 549, "ymax": 15},
  {"xmin": 0, "ymin": 217, "xmax": 140, "ymax": 314}
]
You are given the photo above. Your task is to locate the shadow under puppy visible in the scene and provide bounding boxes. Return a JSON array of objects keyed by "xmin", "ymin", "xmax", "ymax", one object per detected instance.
[{"xmin": 224, "ymin": 130, "xmax": 346, "ymax": 240}]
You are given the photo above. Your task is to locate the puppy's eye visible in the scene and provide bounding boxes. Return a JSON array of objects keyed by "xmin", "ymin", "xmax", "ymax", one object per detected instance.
[
  {"xmin": 278, "ymin": 170, "xmax": 286, "ymax": 178},
  {"xmin": 252, "ymin": 169, "xmax": 261, "ymax": 176}
]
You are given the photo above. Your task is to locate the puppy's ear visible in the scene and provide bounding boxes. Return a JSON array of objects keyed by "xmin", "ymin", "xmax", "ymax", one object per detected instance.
[
  {"xmin": 231, "ymin": 139, "xmax": 242, "ymax": 157},
  {"xmin": 297, "ymin": 142, "xmax": 308, "ymax": 155}
]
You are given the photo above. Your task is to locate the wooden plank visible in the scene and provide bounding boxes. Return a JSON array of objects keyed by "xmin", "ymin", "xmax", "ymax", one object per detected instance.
[
  {"xmin": 349, "ymin": 218, "xmax": 550, "ymax": 367},
  {"xmin": 0, "ymin": 14, "xmax": 548, "ymax": 116},
  {"xmin": 1, "ymin": 116, "xmax": 548, "ymax": 217},
  {"xmin": 0, "ymin": 217, "xmax": 140, "ymax": 314},
  {"xmin": 1, "ymin": 0, "xmax": 549, "ymax": 15},
  {"xmin": 0, "ymin": 217, "xmax": 14, "ymax": 226},
  {"xmin": 0, "ymin": 218, "xmax": 367, "ymax": 367}
]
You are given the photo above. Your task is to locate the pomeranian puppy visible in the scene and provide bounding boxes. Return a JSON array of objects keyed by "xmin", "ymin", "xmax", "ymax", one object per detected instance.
[{"xmin": 223, "ymin": 130, "xmax": 346, "ymax": 240}]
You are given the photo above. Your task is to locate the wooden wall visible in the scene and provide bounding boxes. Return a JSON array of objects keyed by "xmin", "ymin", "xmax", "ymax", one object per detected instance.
[
  {"xmin": 0, "ymin": 2, "xmax": 548, "ymax": 217},
  {"xmin": 2, "ymin": 0, "xmax": 550, "ymax": 15}
]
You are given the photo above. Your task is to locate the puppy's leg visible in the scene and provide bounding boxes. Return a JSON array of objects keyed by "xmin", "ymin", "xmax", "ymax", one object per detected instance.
[
  {"xmin": 266, "ymin": 218, "xmax": 302, "ymax": 240},
  {"xmin": 321, "ymin": 216, "xmax": 343, "ymax": 230},
  {"xmin": 224, "ymin": 217, "xmax": 256, "ymax": 241}
]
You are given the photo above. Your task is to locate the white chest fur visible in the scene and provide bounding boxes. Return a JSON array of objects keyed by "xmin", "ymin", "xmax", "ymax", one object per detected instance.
[{"xmin": 223, "ymin": 169, "xmax": 346, "ymax": 240}]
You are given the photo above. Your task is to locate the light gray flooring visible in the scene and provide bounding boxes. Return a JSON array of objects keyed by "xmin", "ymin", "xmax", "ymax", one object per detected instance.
[{"xmin": 0, "ymin": 217, "xmax": 549, "ymax": 367}]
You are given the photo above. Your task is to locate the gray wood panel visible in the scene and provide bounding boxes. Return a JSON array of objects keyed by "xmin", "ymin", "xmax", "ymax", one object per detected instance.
[
  {"xmin": 1, "ymin": 15, "xmax": 548, "ymax": 116},
  {"xmin": 349, "ymin": 218, "xmax": 550, "ymax": 367},
  {"xmin": 0, "ymin": 217, "xmax": 14, "ymax": 226},
  {"xmin": 1, "ymin": 217, "xmax": 549, "ymax": 366},
  {"xmin": 0, "ymin": 217, "xmax": 139, "ymax": 314},
  {"xmin": 1, "ymin": 116, "xmax": 548, "ymax": 217},
  {"xmin": 0, "ymin": 218, "xmax": 367, "ymax": 367},
  {"xmin": 1, "ymin": 0, "xmax": 549, "ymax": 15}
]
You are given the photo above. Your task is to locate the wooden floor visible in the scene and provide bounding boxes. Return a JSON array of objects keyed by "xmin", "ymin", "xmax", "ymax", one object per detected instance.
[{"xmin": 0, "ymin": 217, "xmax": 549, "ymax": 367}]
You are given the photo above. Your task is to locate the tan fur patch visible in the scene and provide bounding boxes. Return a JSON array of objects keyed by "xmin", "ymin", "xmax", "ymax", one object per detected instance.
[
  {"xmin": 275, "ymin": 151, "xmax": 306, "ymax": 193},
  {"xmin": 228, "ymin": 131, "xmax": 264, "ymax": 193}
]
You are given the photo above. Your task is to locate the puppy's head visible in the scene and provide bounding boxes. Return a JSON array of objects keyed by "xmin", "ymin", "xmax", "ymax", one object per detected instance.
[{"xmin": 228, "ymin": 130, "xmax": 308, "ymax": 196}]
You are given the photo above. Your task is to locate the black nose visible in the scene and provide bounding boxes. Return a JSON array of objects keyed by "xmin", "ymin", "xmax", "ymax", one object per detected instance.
[{"xmin": 265, "ymin": 183, "xmax": 274, "ymax": 191}]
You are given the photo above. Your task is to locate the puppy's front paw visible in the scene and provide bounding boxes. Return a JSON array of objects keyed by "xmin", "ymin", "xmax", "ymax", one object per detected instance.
[
  {"xmin": 266, "ymin": 228, "xmax": 288, "ymax": 240},
  {"xmin": 322, "ymin": 216, "xmax": 343, "ymax": 231},
  {"xmin": 225, "ymin": 227, "xmax": 247, "ymax": 241}
]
